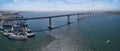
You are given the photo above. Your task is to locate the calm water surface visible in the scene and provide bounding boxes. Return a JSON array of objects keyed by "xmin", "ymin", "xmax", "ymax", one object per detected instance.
[{"xmin": 0, "ymin": 12, "xmax": 120, "ymax": 51}]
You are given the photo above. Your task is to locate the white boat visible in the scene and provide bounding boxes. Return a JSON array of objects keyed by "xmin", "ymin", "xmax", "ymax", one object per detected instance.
[
  {"xmin": 106, "ymin": 40, "xmax": 110, "ymax": 44},
  {"xmin": 0, "ymin": 28, "xmax": 5, "ymax": 33},
  {"xmin": 25, "ymin": 29, "xmax": 35, "ymax": 38},
  {"xmin": 3, "ymin": 30, "xmax": 14, "ymax": 36},
  {"xmin": 8, "ymin": 33, "xmax": 28, "ymax": 40}
]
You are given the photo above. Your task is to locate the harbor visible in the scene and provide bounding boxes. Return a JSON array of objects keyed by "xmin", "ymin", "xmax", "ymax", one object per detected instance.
[
  {"xmin": 0, "ymin": 11, "xmax": 120, "ymax": 51},
  {"xmin": 0, "ymin": 11, "xmax": 35, "ymax": 40}
]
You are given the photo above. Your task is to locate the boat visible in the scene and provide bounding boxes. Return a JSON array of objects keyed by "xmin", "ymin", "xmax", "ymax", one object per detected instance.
[
  {"xmin": 106, "ymin": 40, "xmax": 110, "ymax": 44},
  {"xmin": 21, "ymin": 24, "xmax": 35, "ymax": 38},
  {"xmin": 0, "ymin": 28, "xmax": 5, "ymax": 33},
  {"xmin": 0, "ymin": 11, "xmax": 35, "ymax": 40},
  {"xmin": 8, "ymin": 33, "xmax": 28, "ymax": 40},
  {"xmin": 3, "ymin": 30, "xmax": 14, "ymax": 36},
  {"xmin": 6, "ymin": 23, "xmax": 35, "ymax": 40},
  {"xmin": 25, "ymin": 29, "xmax": 35, "ymax": 38},
  {"xmin": 2, "ymin": 24, "xmax": 15, "ymax": 36},
  {"xmin": 7, "ymin": 28, "xmax": 29, "ymax": 40}
]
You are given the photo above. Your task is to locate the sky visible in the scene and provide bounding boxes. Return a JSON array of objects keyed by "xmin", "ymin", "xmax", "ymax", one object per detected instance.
[{"xmin": 0, "ymin": 0, "xmax": 120, "ymax": 11}]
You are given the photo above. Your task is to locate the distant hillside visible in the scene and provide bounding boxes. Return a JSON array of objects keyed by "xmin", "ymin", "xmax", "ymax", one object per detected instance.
[{"xmin": 106, "ymin": 11, "xmax": 120, "ymax": 15}]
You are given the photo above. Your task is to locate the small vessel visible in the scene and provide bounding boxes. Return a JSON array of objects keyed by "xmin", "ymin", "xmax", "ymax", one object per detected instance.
[
  {"xmin": 7, "ymin": 28, "xmax": 29, "ymax": 40},
  {"xmin": 21, "ymin": 24, "xmax": 35, "ymax": 38},
  {"xmin": 3, "ymin": 30, "xmax": 14, "ymax": 36},
  {"xmin": 106, "ymin": 40, "xmax": 110, "ymax": 44},
  {"xmin": 3, "ymin": 24, "xmax": 17, "ymax": 36},
  {"xmin": 25, "ymin": 29, "xmax": 35, "ymax": 38},
  {"xmin": 8, "ymin": 33, "xmax": 28, "ymax": 40},
  {"xmin": 0, "ymin": 28, "xmax": 5, "ymax": 33}
]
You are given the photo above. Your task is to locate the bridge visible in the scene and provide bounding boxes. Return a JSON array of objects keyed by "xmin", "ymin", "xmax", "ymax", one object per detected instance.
[{"xmin": 0, "ymin": 12, "xmax": 104, "ymax": 30}]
